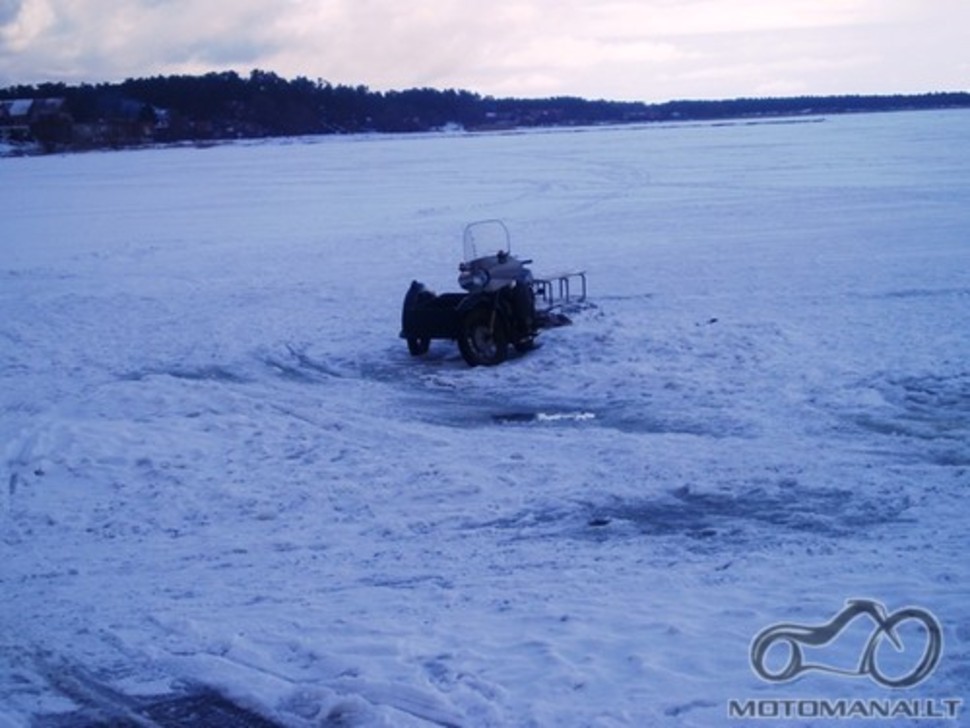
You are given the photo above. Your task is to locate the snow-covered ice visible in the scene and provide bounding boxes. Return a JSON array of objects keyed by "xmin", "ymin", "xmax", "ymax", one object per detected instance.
[{"xmin": 2, "ymin": 111, "xmax": 968, "ymax": 726}]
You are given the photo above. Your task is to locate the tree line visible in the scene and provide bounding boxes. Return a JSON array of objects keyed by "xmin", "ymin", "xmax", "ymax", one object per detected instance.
[{"xmin": 2, "ymin": 69, "xmax": 969, "ymax": 151}]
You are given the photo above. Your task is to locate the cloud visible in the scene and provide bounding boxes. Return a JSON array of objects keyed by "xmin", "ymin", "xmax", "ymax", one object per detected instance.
[
  {"xmin": 257, "ymin": 1, "xmax": 708, "ymax": 97},
  {"xmin": 1, "ymin": 0, "xmax": 54, "ymax": 54},
  {"xmin": 1, "ymin": 0, "xmax": 284, "ymax": 81},
  {"xmin": 1, "ymin": 0, "xmax": 966, "ymax": 99},
  {"xmin": 0, "ymin": 0, "xmax": 24, "ymax": 24}
]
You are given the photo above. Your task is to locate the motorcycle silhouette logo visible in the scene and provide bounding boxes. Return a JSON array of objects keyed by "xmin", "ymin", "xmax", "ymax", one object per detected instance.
[{"xmin": 751, "ymin": 599, "xmax": 943, "ymax": 688}]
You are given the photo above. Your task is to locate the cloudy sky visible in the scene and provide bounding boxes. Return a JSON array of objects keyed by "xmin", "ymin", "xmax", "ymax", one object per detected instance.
[{"xmin": 1, "ymin": 0, "xmax": 968, "ymax": 101}]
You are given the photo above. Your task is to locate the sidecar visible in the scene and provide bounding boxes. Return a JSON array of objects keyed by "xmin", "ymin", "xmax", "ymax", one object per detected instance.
[{"xmin": 399, "ymin": 283, "xmax": 466, "ymax": 356}]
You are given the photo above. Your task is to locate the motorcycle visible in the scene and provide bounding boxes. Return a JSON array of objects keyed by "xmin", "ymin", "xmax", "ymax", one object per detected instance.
[{"xmin": 400, "ymin": 220, "xmax": 581, "ymax": 366}]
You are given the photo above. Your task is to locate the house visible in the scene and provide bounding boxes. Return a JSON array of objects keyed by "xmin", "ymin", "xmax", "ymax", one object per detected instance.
[
  {"xmin": 0, "ymin": 98, "xmax": 36, "ymax": 142},
  {"xmin": 0, "ymin": 97, "xmax": 72, "ymax": 148}
]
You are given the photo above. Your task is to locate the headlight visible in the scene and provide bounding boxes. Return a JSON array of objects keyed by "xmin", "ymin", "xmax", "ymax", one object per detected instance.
[{"xmin": 459, "ymin": 269, "xmax": 490, "ymax": 291}]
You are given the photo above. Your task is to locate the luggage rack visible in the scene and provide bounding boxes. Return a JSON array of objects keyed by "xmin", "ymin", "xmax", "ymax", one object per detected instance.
[{"xmin": 532, "ymin": 270, "xmax": 587, "ymax": 308}]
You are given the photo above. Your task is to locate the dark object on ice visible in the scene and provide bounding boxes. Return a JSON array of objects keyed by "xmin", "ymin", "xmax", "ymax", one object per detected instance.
[
  {"xmin": 142, "ymin": 689, "xmax": 281, "ymax": 727},
  {"xmin": 400, "ymin": 220, "xmax": 586, "ymax": 366},
  {"xmin": 35, "ymin": 685, "xmax": 281, "ymax": 728}
]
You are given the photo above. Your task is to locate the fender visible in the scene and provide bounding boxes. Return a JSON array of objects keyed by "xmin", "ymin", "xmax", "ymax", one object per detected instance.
[
  {"xmin": 402, "ymin": 280, "xmax": 429, "ymax": 308},
  {"xmin": 456, "ymin": 289, "xmax": 500, "ymax": 316},
  {"xmin": 400, "ymin": 280, "xmax": 430, "ymax": 337}
]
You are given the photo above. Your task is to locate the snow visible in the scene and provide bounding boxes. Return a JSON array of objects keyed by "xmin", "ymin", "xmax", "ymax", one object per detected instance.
[{"xmin": 2, "ymin": 111, "xmax": 969, "ymax": 727}]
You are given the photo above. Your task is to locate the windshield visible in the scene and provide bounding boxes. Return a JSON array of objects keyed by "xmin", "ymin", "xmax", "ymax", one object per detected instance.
[{"xmin": 462, "ymin": 219, "xmax": 511, "ymax": 262}]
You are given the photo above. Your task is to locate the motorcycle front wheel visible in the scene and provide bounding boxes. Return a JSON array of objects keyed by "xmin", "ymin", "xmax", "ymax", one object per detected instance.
[{"xmin": 458, "ymin": 308, "xmax": 508, "ymax": 367}]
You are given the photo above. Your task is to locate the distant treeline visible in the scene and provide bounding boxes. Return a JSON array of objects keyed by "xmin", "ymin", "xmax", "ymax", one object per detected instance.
[{"xmin": 2, "ymin": 69, "xmax": 969, "ymax": 152}]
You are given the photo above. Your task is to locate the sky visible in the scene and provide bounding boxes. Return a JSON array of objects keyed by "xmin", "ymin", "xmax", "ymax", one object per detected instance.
[{"xmin": 1, "ymin": 0, "xmax": 968, "ymax": 101}]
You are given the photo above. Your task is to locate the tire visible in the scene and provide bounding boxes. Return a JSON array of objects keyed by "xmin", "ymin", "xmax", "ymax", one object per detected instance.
[
  {"xmin": 513, "ymin": 337, "xmax": 536, "ymax": 353},
  {"xmin": 458, "ymin": 308, "xmax": 508, "ymax": 366},
  {"xmin": 406, "ymin": 337, "xmax": 430, "ymax": 356}
]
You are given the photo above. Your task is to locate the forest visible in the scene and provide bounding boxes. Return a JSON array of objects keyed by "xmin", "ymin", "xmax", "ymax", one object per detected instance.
[{"xmin": 2, "ymin": 69, "xmax": 969, "ymax": 152}]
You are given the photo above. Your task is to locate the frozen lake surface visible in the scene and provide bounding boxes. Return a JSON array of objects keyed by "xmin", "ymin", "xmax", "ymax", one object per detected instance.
[{"xmin": 2, "ymin": 110, "xmax": 969, "ymax": 726}]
